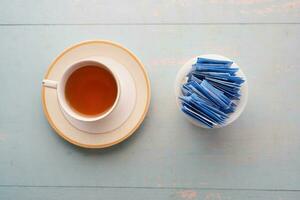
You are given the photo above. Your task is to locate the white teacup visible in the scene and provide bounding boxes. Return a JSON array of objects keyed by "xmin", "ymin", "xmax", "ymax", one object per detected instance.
[{"xmin": 42, "ymin": 59, "xmax": 120, "ymax": 123}]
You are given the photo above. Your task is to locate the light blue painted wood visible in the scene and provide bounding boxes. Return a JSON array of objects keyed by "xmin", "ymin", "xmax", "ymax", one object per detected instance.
[
  {"xmin": 0, "ymin": 187, "xmax": 300, "ymax": 200},
  {"xmin": 0, "ymin": 0, "xmax": 300, "ymax": 24},
  {"xmin": 1, "ymin": 0, "xmax": 300, "ymax": 199},
  {"xmin": 0, "ymin": 25, "xmax": 300, "ymax": 196}
]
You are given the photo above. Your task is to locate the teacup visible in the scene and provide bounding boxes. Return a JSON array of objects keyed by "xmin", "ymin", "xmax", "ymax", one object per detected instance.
[{"xmin": 42, "ymin": 59, "xmax": 120, "ymax": 123}]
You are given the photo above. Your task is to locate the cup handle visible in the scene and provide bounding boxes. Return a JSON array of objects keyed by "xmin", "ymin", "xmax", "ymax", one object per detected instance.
[{"xmin": 42, "ymin": 79, "xmax": 58, "ymax": 89}]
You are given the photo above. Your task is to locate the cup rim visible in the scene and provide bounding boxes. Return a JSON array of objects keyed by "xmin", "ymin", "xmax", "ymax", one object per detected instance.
[{"xmin": 57, "ymin": 59, "xmax": 121, "ymax": 122}]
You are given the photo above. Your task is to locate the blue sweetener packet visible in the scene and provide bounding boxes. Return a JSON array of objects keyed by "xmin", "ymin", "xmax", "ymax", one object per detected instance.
[{"xmin": 197, "ymin": 57, "xmax": 233, "ymax": 65}]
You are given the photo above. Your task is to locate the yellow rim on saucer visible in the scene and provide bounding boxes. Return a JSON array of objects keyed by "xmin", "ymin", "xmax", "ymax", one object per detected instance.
[{"xmin": 41, "ymin": 40, "xmax": 151, "ymax": 148}]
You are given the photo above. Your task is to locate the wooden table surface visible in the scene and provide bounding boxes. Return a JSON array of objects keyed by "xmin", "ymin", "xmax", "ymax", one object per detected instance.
[{"xmin": 1, "ymin": 1, "xmax": 300, "ymax": 199}]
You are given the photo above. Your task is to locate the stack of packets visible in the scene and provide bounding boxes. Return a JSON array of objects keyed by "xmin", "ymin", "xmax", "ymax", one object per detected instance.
[{"xmin": 179, "ymin": 57, "xmax": 245, "ymax": 128}]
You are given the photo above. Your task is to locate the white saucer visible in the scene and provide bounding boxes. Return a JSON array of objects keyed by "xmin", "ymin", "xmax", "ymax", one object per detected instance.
[
  {"xmin": 42, "ymin": 40, "xmax": 151, "ymax": 148},
  {"xmin": 175, "ymin": 54, "xmax": 248, "ymax": 128}
]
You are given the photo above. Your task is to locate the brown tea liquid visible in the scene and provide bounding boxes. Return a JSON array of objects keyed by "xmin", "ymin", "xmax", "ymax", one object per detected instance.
[{"xmin": 65, "ymin": 65, "xmax": 118, "ymax": 116}]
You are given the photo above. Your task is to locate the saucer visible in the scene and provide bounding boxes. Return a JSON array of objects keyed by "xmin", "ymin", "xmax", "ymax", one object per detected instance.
[
  {"xmin": 42, "ymin": 40, "xmax": 151, "ymax": 148},
  {"xmin": 174, "ymin": 54, "xmax": 248, "ymax": 128}
]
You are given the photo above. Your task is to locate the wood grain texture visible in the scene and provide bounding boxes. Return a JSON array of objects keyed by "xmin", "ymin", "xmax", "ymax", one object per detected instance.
[
  {"xmin": 0, "ymin": 187, "xmax": 300, "ymax": 200},
  {"xmin": 0, "ymin": 0, "xmax": 300, "ymax": 24},
  {"xmin": 0, "ymin": 25, "xmax": 299, "ymax": 195},
  {"xmin": 1, "ymin": 0, "xmax": 300, "ymax": 199}
]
